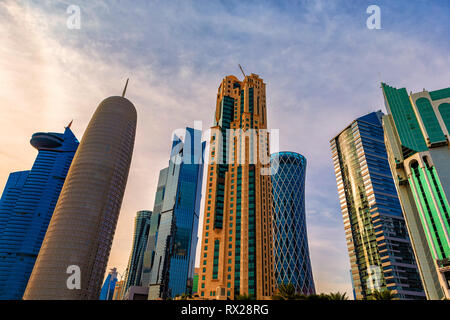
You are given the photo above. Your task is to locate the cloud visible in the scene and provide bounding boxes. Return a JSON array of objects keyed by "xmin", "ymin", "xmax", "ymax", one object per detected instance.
[{"xmin": 1, "ymin": 0, "xmax": 449, "ymax": 296}]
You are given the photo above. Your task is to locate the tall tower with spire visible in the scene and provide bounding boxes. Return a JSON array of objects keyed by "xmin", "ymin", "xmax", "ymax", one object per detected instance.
[
  {"xmin": 198, "ymin": 73, "xmax": 275, "ymax": 300},
  {"xmin": 0, "ymin": 125, "xmax": 79, "ymax": 299},
  {"xmin": 23, "ymin": 81, "xmax": 137, "ymax": 299}
]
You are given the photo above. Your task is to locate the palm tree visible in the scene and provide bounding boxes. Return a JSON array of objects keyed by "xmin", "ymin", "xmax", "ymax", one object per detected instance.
[
  {"xmin": 303, "ymin": 293, "xmax": 331, "ymax": 300},
  {"xmin": 235, "ymin": 293, "xmax": 255, "ymax": 300},
  {"xmin": 272, "ymin": 283, "xmax": 299, "ymax": 300},
  {"xmin": 368, "ymin": 289, "xmax": 397, "ymax": 300},
  {"xmin": 271, "ymin": 283, "xmax": 350, "ymax": 301},
  {"xmin": 328, "ymin": 292, "xmax": 348, "ymax": 300}
]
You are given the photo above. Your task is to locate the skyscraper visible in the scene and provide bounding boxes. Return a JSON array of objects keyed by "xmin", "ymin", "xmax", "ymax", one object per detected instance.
[
  {"xmin": 123, "ymin": 210, "xmax": 152, "ymax": 294},
  {"xmin": 99, "ymin": 268, "xmax": 118, "ymax": 300},
  {"xmin": 0, "ymin": 125, "xmax": 78, "ymax": 300},
  {"xmin": 270, "ymin": 152, "xmax": 315, "ymax": 295},
  {"xmin": 198, "ymin": 73, "xmax": 274, "ymax": 300},
  {"xmin": 330, "ymin": 111, "xmax": 425, "ymax": 300},
  {"xmin": 147, "ymin": 127, "xmax": 205, "ymax": 299},
  {"xmin": 112, "ymin": 280, "xmax": 125, "ymax": 300},
  {"xmin": 23, "ymin": 87, "xmax": 137, "ymax": 300},
  {"xmin": 140, "ymin": 168, "xmax": 168, "ymax": 287},
  {"xmin": 382, "ymin": 83, "xmax": 450, "ymax": 299}
]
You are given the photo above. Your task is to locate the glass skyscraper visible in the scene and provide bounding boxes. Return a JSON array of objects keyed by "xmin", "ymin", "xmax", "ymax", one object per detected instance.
[
  {"xmin": 112, "ymin": 280, "xmax": 125, "ymax": 300},
  {"xmin": 123, "ymin": 210, "xmax": 152, "ymax": 294},
  {"xmin": 141, "ymin": 168, "xmax": 168, "ymax": 288},
  {"xmin": 0, "ymin": 125, "xmax": 79, "ymax": 300},
  {"xmin": 382, "ymin": 83, "xmax": 450, "ymax": 299},
  {"xmin": 330, "ymin": 111, "xmax": 425, "ymax": 300},
  {"xmin": 147, "ymin": 127, "xmax": 205, "ymax": 299},
  {"xmin": 270, "ymin": 152, "xmax": 315, "ymax": 295},
  {"xmin": 99, "ymin": 267, "xmax": 118, "ymax": 300}
]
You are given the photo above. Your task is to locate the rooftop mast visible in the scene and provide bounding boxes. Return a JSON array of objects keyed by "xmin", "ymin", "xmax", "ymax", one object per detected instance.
[
  {"xmin": 122, "ymin": 78, "xmax": 129, "ymax": 97},
  {"xmin": 238, "ymin": 64, "xmax": 246, "ymax": 78}
]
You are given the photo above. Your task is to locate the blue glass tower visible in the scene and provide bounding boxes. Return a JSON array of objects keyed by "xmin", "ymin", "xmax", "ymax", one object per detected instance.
[
  {"xmin": 330, "ymin": 111, "xmax": 425, "ymax": 299},
  {"xmin": 148, "ymin": 127, "xmax": 205, "ymax": 299},
  {"xmin": 99, "ymin": 268, "xmax": 118, "ymax": 300},
  {"xmin": 0, "ymin": 125, "xmax": 79, "ymax": 299},
  {"xmin": 270, "ymin": 152, "xmax": 316, "ymax": 295}
]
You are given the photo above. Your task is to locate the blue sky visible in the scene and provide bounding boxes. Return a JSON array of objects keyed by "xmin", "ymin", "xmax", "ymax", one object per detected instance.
[{"xmin": 0, "ymin": 0, "xmax": 449, "ymax": 296}]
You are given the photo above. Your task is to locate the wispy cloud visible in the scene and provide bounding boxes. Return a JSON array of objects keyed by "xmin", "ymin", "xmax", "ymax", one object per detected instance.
[{"xmin": 1, "ymin": 0, "xmax": 449, "ymax": 297}]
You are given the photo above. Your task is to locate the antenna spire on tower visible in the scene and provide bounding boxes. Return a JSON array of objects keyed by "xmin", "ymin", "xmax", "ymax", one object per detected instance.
[
  {"xmin": 238, "ymin": 64, "xmax": 246, "ymax": 78},
  {"xmin": 66, "ymin": 119, "xmax": 73, "ymax": 129},
  {"xmin": 122, "ymin": 78, "xmax": 129, "ymax": 97}
]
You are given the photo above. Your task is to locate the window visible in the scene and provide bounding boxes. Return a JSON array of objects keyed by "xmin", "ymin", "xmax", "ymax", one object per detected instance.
[{"xmin": 212, "ymin": 240, "xmax": 220, "ymax": 279}]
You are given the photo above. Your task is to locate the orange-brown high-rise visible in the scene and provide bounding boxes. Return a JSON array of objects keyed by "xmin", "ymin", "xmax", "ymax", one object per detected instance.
[
  {"xmin": 23, "ymin": 95, "xmax": 137, "ymax": 299},
  {"xmin": 198, "ymin": 74, "xmax": 274, "ymax": 300}
]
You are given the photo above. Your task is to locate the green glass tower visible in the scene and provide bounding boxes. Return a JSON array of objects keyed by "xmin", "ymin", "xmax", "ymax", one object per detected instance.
[{"xmin": 382, "ymin": 83, "xmax": 450, "ymax": 299}]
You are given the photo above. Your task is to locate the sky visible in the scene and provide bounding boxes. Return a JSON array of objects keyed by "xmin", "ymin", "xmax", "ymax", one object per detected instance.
[{"xmin": 0, "ymin": 0, "xmax": 449, "ymax": 298}]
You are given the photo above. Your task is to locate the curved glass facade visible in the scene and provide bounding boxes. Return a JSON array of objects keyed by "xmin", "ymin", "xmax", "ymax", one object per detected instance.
[
  {"xmin": 0, "ymin": 127, "xmax": 78, "ymax": 300},
  {"xmin": 415, "ymin": 97, "xmax": 446, "ymax": 144},
  {"xmin": 270, "ymin": 152, "xmax": 315, "ymax": 295},
  {"xmin": 383, "ymin": 84, "xmax": 450, "ymax": 299},
  {"xmin": 439, "ymin": 103, "xmax": 450, "ymax": 133}
]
